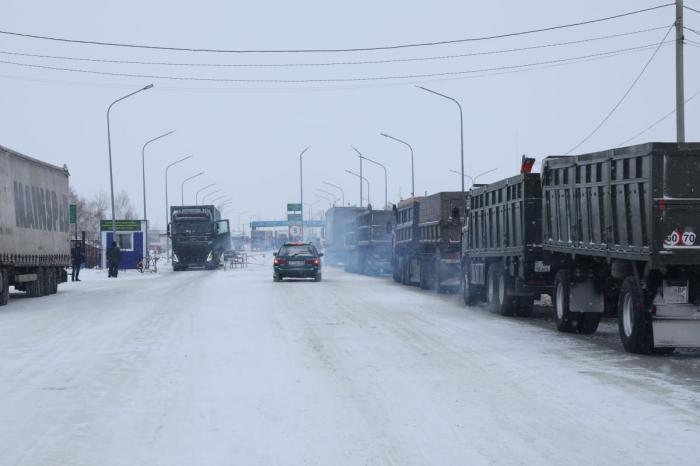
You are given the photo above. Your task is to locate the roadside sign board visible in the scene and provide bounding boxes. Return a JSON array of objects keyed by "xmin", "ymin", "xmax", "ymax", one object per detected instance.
[
  {"xmin": 287, "ymin": 203, "xmax": 302, "ymax": 212},
  {"xmin": 287, "ymin": 213, "xmax": 302, "ymax": 222},
  {"xmin": 69, "ymin": 204, "xmax": 77, "ymax": 224},
  {"xmin": 289, "ymin": 224, "xmax": 301, "ymax": 237},
  {"xmin": 100, "ymin": 220, "xmax": 142, "ymax": 231}
]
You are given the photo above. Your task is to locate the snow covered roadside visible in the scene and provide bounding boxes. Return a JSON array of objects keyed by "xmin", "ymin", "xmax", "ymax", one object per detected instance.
[{"xmin": 0, "ymin": 265, "xmax": 698, "ymax": 465}]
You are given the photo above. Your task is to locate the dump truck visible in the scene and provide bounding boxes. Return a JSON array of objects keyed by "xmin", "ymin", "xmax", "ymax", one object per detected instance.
[
  {"xmin": 169, "ymin": 205, "xmax": 230, "ymax": 270},
  {"xmin": 462, "ymin": 143, "xmax": 700, "ymax": 354},
  {"xmin": 344, "ymin": 208, "xmax": 393, "ymax": 275},
  {"xmin": 393, "ymin": 193, "xmax": 464, "ymax": 292},
  {"xmin": 324, "ymin": 206, "xmax": 364, "ymax": 265},
  {"xmin": 0, "ymin": 144, "xmax": 70, "ymax": 305}
]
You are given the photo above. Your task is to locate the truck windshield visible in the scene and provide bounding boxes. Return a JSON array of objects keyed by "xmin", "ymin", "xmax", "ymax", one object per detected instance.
[{"xmin": 173, "ymin": 221, "xmax": 211, "ymax": 234}]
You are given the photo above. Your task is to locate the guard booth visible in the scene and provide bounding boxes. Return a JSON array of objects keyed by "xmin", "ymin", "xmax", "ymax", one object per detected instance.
[{"xmin": 100, "ymin": 220, "xmax": 147, "ymax": 270}]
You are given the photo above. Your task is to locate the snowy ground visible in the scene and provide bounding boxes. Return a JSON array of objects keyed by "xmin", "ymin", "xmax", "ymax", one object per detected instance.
[{"xmin": 1, "ymin": 263, "xmax": 699, "ymax": 465}]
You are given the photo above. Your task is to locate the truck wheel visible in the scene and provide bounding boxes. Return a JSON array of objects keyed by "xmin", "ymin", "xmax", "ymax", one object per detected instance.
[
  {"xmin": 392, "ymin": 259, "xmax": 401, "ymax": 283},
  {"xmin": 26, "ymin": 268, "xmax": 44, "ymax": 298},
  {"xmin": 462, "ymin": 270, "xmax": 479, "ymax": 306},
  {"xmin": 434, "ymin": 260, "xmax": 444, "ymax": 294},
  {"xmin": 0, "ymin": 270, "xmax": 9, "ymax": 306},
  {"xmin": 517, "ymin": 297, "xmax": 535, "ymax": 317},
  {"xmin": 314, "ymin": 272, "xmax": 322, "ymax": 282},
  {"xmin": 554, "ymin": 270, "xmax": 578, "ymax": 333},
  {"xmin": 578, "ymin": 313, "xmax": 601, "ymax": 334},
  {"xmin": 47, "ymin": 268, "xmax": 58, "ymax": 295},
  {"xmin": 618, "ymin": 276, "xmax": 654, "ymax": 354},
  {"xmin": 487, "ymin": 267, "xmax": 514, "ymax": 316}
]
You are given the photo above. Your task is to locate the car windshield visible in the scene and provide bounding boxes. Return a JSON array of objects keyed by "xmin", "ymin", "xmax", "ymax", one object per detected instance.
[
  {"xmin": 278, "ymin": 245, "xmax": 314, "ymax": 257},
  {"xmin": 173, "ymin": 221, "xmax": 211, "ymax": 234}
]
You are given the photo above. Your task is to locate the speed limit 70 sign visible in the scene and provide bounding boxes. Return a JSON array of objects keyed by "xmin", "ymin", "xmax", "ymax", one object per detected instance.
[{"xmin": 664, "ymin": 228, "xmax": 697, "ymax": 247}]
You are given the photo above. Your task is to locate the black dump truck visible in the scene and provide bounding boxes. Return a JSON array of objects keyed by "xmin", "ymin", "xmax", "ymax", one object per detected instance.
[
  {"xmin": 344, "ymin": 208, "xmax": 393, "ymax": 275},
  {"xmin": 324, "ymin": 206, "xmax": 364, "ymax": 266},
  {"xmin": 393, "ymin": 192, "xmax": 465, "ymax": 292},
  {"xmin": 168, "ymin": 205, "xmax": 230, "ymax": 271},
  {"xmin": 462, "ymin": 143, "xmax": 700, "ymax": 354}
]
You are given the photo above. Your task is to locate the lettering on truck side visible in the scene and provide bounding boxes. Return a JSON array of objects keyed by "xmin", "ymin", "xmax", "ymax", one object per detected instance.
[{"xmin": 13, "ymin": 181, "xmax": 70, "ymax": 233}]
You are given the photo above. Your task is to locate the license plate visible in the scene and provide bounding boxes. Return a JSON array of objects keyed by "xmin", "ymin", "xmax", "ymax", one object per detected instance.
[
  {"xmin": 289, "ymin": 261, "xmax": 305, "ymax": 267},
  {"xmin": 663, "ymin": 280, "xmax": 689, "ymax": 304}
]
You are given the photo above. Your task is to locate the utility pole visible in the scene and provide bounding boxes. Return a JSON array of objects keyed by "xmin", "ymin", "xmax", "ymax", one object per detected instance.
[{"xmin": 676, "ymin": 0, "xmax": 686, "ymax": 143}]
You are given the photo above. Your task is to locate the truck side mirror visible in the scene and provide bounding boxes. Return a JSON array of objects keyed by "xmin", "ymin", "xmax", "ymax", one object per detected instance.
[{"xmin": 273, "ymin": 252, "xmax": 278, "ymax": 256}]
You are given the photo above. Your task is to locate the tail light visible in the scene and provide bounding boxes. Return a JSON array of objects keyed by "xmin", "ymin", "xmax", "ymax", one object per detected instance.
[
  {"xmin": 274, "ymin": 258, "xmax": 288, "ymax": 266},
  {"xmin": 306, "ymin": 258, "xmax": 321, "ymax": 266}
]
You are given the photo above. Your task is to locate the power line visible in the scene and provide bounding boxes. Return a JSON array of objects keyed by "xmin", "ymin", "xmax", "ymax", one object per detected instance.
[
  {"xmin": 684, "ymin": 4, "xmax": 700, "ymax": 14},
  {"xmin": 0, "ymin": 26, "xmax": 669, "ymax": 69},
  {"xmin": 0, "ymin": 41, "xmax": 673, "ymax": 84},
  {"xmin": 566, "ymin": 25, "xmax": 673, "ymax": 155},
  {"xmin": 0, "ymin": 42, "xmax": 668, "ymax": 93},
  {"xmin": 617, "ymin": 88, "xmax": 700, "ymax": 147},
  {"xmin": 684, "ymin": 25, "xmax": 700, "ymax": 35},
  {"xmin": 0, "ymin": 3, "xmax": 674, "ymax": 54}
]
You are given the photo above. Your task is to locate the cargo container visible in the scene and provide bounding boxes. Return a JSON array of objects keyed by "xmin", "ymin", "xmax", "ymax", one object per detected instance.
[
  {"xmin": 344, "ymin": 209, "xmax": 393, "ymax": 275},
  {"xmin": 393, "ymin": 193, "xmax": 464, "ymax": 292},
  {"xmin": 324, "ymin": 207, "xmax": 364, "ymax": 265},
  {"xmin": 0, "ymin": 145, "xmax": 70, "ymax": 305},
  {"xmin": 461, "ymin": 143, "xmax": 700, "ymax": 354}
]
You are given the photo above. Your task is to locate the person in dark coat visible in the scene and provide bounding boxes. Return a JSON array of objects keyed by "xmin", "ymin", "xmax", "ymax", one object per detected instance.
[
  {"xmin": 107, "ymin": 241, "xmax": 121, "ymax": 278},
  {"xmin": 71, "ymin": 243, "xmax": 84, "ymax": 281}
]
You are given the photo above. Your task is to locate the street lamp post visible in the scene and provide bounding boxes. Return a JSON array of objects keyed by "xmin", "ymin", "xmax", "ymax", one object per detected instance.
[
  {"xmin": 317, "ymin": 189, "xmax": 339, "ymax": 206},
  {"xmin": 201, "ymin": 189, "xmax": 221, "ymax": 203},
  {"xmin": 322, "ymin": 181, "xmax": 345, "ymax": 206},
  {"xmin": 141, "ymin": 129, "xmax": 175, "ymax": 260},
  {"xmin": 298, "ymin": 146, "xmax": 310, "ymax": 240},
  {"xmin": 350, "ymin": 147, "xmax": 365, "ymax": 207},
  {"xmin": 164, "ymin": 155, "xmax": 192, "ymax": 261},
  {"xmin": 381, "ymin": 132, "xmax": 414, "ymax": 198},
  {"xmin": 353, "ymin": 147, "xmax": 387, "ymax": 209},
  {"xmin": 106, "ymin": 83, "xmax": 153, "ymax": 236},
  {"xmin": 449, "ymin": 168, "xmax": 498, "ymax": 187},
  {"xmin": 195, "ymin": 183, "xmax": 216, "ymax": 205},
  {"xmin": 315, "ymin": 193, "xmax": 333, "ymax": 209},
  {"xmin": 181, "ymin": 172, "xmax": 204, "ymax": 205},
  {"xmin": 417, "ymin": 86, "xmax": 465, "ymax": 196},
  {"xmin": 346, "ymin": 170, "xmax": 370, "ymax": 207}
]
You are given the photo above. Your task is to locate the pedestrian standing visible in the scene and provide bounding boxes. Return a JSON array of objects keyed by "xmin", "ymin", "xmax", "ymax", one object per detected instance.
[
  {"xmin": 107, "ymin": 241, "xmax": 121, "ymax": 278},
  {"xmin": 71, "ymin": 243, "xmax": 84, "ymax": 281}
]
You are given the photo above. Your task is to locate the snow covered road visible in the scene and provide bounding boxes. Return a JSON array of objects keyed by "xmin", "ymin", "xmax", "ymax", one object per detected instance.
[{"xmin": 1, "ymin": 264, "xmax": 700, "ymax": 465}]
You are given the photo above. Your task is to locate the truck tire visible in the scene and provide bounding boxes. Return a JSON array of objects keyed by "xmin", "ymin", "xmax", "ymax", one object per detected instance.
[
  {"xmin": 578, "ymin": 313, "xmax": 601, "ymax": 334},
  {"xmin": 462, "ymin": 269, "xmax": 480, "ymax": 306},
  {"xmin": 26, "ymin": 268, "xmax": 44, "ymax": 298},
  {"xmin": 0, "ymin": 270, "xmax": 9, "ymax": 306},
  {"xmin": 517, "ymin": 297, "xmax": 535, "ymax": 317},
  {"xmin": 47, "ymin": 268, "xmax": 58, "ymax": 295},
  {"xmin": 487, "ymin": 266, "xmax": 515, "ymax": 316},
  {"xmin": 419, "ymin": 259, "xmax": 431, "ymax": 289},
  {"xmin": 618, "ymin": 276, "xmax": 654, "ymax": 354},
  {"xmin": 392, "ymin": 258, "xmax": 401, "ymax": 283},
  {"xmin": 434, "ymin": 259, "xmax": 444, "ymax": 294},
  {"xmin": 554, "ymin": 270, "xmax": 578, "ymax": 333}
]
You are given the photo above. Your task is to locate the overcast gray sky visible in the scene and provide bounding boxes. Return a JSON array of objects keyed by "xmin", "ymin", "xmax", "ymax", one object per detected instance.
[{"xmin": 2, "ymin": 0, "xmax": 699, "ymax": 229}]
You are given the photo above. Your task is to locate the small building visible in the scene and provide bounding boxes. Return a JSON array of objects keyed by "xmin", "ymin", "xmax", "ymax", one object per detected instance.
[{"xmin": 100, "ymin": 219, "xmax": 147, "ymax": 270}]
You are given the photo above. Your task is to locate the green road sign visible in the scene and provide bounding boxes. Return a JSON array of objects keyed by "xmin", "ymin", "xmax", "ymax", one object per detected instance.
[
  {"xmin": 287, "ymin": 213, "xmax": 302, "ymax": 222},
  {"xmin": 100, "ymin": 220, "xmax": 142, "ymax": 231},
  {"xmin": 69, "ymin": 204, "xmax": 77, "ymax": 224},
  {"xmin": 287, "ymin": 203, "xmax": 302, "ymax": 212}
]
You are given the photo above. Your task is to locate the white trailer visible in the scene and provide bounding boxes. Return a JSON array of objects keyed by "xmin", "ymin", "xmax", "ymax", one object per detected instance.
[{"xmin": 0, "ymin": 144, "xmax": 71, "ymax": 305}]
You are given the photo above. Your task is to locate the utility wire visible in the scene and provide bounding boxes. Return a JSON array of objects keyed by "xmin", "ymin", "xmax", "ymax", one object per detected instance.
[
  {"xmin": 684, "ymin": 25, "xmax": 700, "ymax": 35},
  {"xmin": 0, "ymin": 42, "xmax": 669, "ymax": 93},
  {"xmin": 684, "ymin": 4, "xmax": 700, "ymax": 14},
  {"xmin": 0, "ymin": 26, "xmax": 669, "ymax": 68},
  {"xmin": 617, "ymin": 88, "xmax": 700, "ymax": 147},
  {"xmin": 0, "ymin": 4, "xmax": 674, "ymax": 54},
  {"xmin": 565, "ymin": 25, "xmax": 673, "ymax": 155},
  {"xmin": 0, "ymin": 41, "xmax": 673, "ymax": 84}
]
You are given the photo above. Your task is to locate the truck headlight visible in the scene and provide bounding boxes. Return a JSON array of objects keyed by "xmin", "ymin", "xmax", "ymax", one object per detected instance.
[
  {"xmin": 206, "ymin": 251, "xmax": 213, "ymax": 261},
  {"xmin": 172, "ymin": 253, "xmax": 179, "ymax": 263}
]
